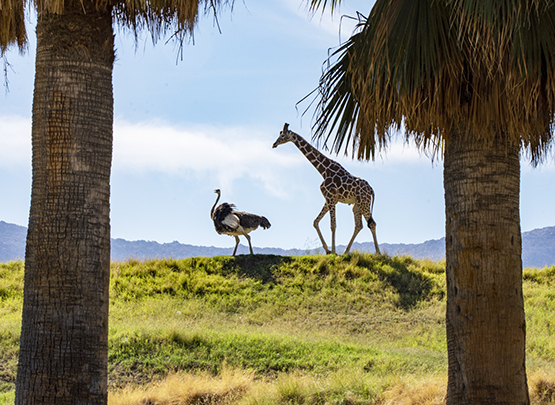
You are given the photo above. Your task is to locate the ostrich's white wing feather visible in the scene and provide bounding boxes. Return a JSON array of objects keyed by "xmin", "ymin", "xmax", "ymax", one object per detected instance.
[{"xmin": 222, "ymin": 213, "xmax": 240, "ymax": 229}]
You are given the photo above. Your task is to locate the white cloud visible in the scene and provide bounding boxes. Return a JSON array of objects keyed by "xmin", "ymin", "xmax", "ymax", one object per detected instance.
[
  {"xmin": 0, "ymin": 114, "xmax": 446, "ymax": 196},
  {"xmin": 111, "ymin": 117, "xmax": 444, "ymax": 200},
  {"xmin": 113, "ymin": 118, "xmax": 306, "ymax": 197},
  {"xmin": 0, "ymin": 115, "xmax": 31, "ymax": 167}
]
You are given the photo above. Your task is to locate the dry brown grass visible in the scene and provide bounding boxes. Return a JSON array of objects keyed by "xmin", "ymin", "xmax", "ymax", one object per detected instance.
[
  {"xmin": 530, "ymin": 370, "xmax": 555, "ymax": 404},
  {"xmin": 108, "ymin": 368, "xmax": 254, "ymax": 405},
  {"xmin": 380, "ymin": 371, "xmax": 555, "ymax": 405},
  {"xmin": 108, "ymin": 370, "xmax": 555, "ymax": 405},
  {"xmin": 381, "ymin": 377, "xmax": 446, "ymax": 405}
]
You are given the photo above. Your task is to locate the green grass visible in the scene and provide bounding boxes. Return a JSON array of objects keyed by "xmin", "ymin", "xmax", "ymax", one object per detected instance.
[
  {"xmin": 524, "ymin": 266, "xmax": 555, "ymax": 364},
  {"xmin": 1, "ymin": 255, "xmax": 555, "ymax": 404},
  {"xmin": 106, "ymin": 254, "xmax": 449, "ymax": 389},
  {"xmin": 0, "ymin": 262, "xmax": 23, "ymax": 400}
]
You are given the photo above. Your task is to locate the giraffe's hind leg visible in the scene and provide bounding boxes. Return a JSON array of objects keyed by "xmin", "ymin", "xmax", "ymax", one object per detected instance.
[
  {"xmin": 329, "ymin": 204, "xmax": 337, "ymax": 254},
  {"xmin": 344, "ymin": 205, "xmax": 363, "ymax": 254},
  {"xmin": 313, "ymin": 204, "xmax": 332, "ymax": 254},
  {"xmin": 367, "ymin": 217, "xmax": 380, "ymax": 255},
  {"xmin": 362, "ymin": 189, "xmax": 380, "ymax": 254}
]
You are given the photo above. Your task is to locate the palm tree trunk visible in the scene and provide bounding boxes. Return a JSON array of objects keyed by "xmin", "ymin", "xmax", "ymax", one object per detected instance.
[
  {"xmin": 444, "ymin": 131, "xmax": 529, "ymax": 404},
  {"xmin": 15, "ymin": 2, "xmax": 114, "ymax": 404}
]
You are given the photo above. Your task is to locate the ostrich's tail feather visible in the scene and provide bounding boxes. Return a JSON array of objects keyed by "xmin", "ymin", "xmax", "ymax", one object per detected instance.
[{"xmin": 236, "ymin": 212, "xmax": 271, "ymax": 231}]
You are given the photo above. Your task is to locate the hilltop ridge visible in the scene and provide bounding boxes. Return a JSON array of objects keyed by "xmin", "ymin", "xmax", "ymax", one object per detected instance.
[{"xmin": 1, "ymin": 220, "xmax": 554, "ymax": 268}]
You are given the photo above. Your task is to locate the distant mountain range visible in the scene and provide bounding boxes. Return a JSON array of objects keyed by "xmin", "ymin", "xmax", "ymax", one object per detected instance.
[{"xmin": 2, "ymin": 220, "xmax": 554, "ymax": 268}]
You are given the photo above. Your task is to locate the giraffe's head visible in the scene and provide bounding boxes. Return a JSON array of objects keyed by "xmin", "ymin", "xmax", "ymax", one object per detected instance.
[{"xmin": 272, "ymin": 123, "xmax": 295, "ymax": 148}]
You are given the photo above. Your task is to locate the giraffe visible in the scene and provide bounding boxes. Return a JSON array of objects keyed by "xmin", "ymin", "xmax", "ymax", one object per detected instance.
[{"xmin": 273, "ymin": 123, "xmax": 381, "ymax": 255}]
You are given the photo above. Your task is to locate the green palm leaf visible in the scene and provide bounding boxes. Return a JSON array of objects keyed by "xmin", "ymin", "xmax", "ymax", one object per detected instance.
[
  {"xmin": 312, "ymin": 0, "xmax": 460, "ymax": 159},
  {"xmin": 311, "ymin": 0, "xmax": 555, "ymax": 163},
  {"xmin": 308, "ymin": 0, "xmax": 344, "ymax": 13}
]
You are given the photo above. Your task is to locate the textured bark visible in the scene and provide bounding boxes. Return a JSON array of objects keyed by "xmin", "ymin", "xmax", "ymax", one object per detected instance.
[
  {"xmin": 15, "ymin": 2, "xmax": 114, "ymax": 404},
  {"xmin": 444, "ymin": 132, "xmax": 529, "ymax": 404}
]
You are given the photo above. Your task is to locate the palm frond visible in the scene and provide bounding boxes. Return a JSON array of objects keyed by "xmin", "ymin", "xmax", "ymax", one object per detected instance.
[
  {"xmin": 312, "ymin": 0, "xmax": 460, "ymax": 160},
  {"xmin": 0, "ymin": 0, "xmax": 27, "ymax": 56},
  {"xmin": 308, "ymin": 0, "xmax": 344, "ymax": 13},
  {"xmin": 312, "ymin": 29, "xmax": 365, "ymax": 158},
  {"xmin": 113, "ymin": 0, "xmax": 233, "ymax": 46},
  {"xmin": 311, "ymin": 0, "xmax": 555, "ymax": 164},
  {"xmin": 23, "ymin": 0, "xmax": 231, "ymax": 47},
  {"xmin": 448, "ymin": 0, "xmax": 555, "ymax": 162}
]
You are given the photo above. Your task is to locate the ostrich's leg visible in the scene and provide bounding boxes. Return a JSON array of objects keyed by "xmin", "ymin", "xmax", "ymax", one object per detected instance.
[
  {"xmin": 232, "ymin": 235, "xmax": 240, "ymax": 256},
  {"xmin": 245, "ymin": 234, "xmax": 253, "ymax": 255}
]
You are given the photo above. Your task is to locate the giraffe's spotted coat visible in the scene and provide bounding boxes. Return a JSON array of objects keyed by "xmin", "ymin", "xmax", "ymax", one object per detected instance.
[{"xmin": 273, "ymin": 123, "xmax": 380, "ymax": 255}]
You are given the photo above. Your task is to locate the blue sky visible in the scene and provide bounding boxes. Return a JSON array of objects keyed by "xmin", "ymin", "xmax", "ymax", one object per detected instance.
[{"xmin": 2, "ymin": 0, "xmax": 555, "ymax": 252}]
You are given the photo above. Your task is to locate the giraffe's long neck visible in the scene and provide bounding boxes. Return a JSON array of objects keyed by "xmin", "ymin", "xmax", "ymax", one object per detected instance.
[{"xmin": 290, "ymin": 132, "xmax": 337, "ymax": 178}]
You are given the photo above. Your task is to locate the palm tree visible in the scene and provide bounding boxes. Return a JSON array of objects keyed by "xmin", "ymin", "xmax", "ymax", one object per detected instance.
[
  {"xmin": 2, "ymin": 0, "xmax": 231, "ymax": 403},
  {"xmin": 308, "ymin": 0, "xmax": 555, "ymax": 403}
]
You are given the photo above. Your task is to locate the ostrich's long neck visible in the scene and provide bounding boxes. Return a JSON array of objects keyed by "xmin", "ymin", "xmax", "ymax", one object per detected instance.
[
  {"xmin": 291, "ymin": 132, "xmax": 336, "ymax": 178},
  {"xmin": 210, "ymin": 193, "xmax": 220, "ymax": 218}
]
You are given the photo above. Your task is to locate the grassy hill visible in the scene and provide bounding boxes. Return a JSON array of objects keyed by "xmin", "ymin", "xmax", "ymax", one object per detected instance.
[{"xmin": 1, "ymin": 254, "xmax": 555, "ymax": 404}]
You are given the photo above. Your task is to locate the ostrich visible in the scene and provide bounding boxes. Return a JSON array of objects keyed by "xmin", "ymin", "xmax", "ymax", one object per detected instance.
[{"xmin": 210, "ymin": 189, "xmax": 271, "ymax": 256}]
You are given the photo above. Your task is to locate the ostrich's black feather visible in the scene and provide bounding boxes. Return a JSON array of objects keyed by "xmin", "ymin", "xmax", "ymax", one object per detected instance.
[{"xmin": 212, "ymin": 202, "xmax": 237, "ymax": 234}]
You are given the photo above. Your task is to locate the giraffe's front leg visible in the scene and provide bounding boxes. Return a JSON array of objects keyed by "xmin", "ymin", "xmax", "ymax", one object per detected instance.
[{"xmin": 313, "ymin": 204, "xmax": 331, "ymax": 254}]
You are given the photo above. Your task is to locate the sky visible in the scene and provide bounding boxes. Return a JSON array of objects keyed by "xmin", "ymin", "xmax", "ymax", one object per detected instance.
[{"xmin": 2, "ymin": 0, "xmax": 555, "ymax": 252}]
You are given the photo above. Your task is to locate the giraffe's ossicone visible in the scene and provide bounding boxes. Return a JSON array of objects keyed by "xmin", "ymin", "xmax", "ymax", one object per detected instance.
[{"xmin": 273, "ymin": 123, "xmax": 380, "ymax": 255}]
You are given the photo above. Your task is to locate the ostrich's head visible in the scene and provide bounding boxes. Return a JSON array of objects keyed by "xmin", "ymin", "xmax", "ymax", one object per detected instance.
[
  {"xmin": 272, "ymin": 123, "xmax": 295, "ymax": 148},
  {"xmin": 214, "ymin": 189, "xmax": 221, "ymax": 195}
]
